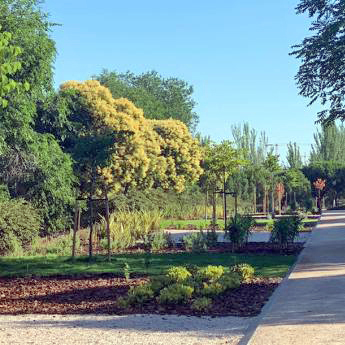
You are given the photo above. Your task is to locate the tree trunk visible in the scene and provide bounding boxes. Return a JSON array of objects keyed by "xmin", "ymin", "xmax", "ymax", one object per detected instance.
[
  {"xmin": 89, "ymin": 198, "xmax": 94, "ymax": 259},
  {"xmin": 205, "ymin": 191, "xmax": 208, "ymax": 220},
  {"xmin": 212, "ymin": 190, "xmax": 217, "ymax": 228},
  {"xmin": 223, "ymin": 174, "xmax": 227, "ymax": 229},
  {"xmin": 263, "ymin": 186, "xmax": 267, "ymax": 214},
  {"xmin": 105, "ymin": 192, "xmax": 111, "ymax": 262},
  {"xmin": 253, "ymin": 185, "xmax": 256, "ymax": 214},
  {"xmin": 271, "ymin": 176, "xmax": 275, "ymax": 217},
  {"xmin": 72, "ymin": 202, "xmax": 80, "ymax": 258}
]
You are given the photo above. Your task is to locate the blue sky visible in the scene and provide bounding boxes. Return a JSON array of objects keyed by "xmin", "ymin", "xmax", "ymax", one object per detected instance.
[{"xmin": 43, "ymin": 0, "xmax": 319, "ymax": 163}]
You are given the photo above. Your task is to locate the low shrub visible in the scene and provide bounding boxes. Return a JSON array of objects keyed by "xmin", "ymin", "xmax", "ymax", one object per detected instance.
[
  {"xmin": 218, "ymin": 272, "xmax": 242, "ymax": 289},
  {"xmin": 205, "ymin": 229, "xmax": 218, "ymax": 247},
  {"xmin": 270, "ymin": 216, "xmax": 301, "ymax": 249},
  {"xmin": 196, "ymin": 265, "xmax": 224, "ymax": 282},
  {"xmin": 28, "ymin": 232, "xmax": 80, "ymax": 256},
  {"xmin": 191, "ymin": 297, "xmax": 212, "ymax": 311},
  {"xmin": 201, "ymin": 282, "xmax": 225, "ymax": 296},
  {"xmin": 225, "ymin": 215, "xmax": 254, "ymax": 250},
  {"xmin": 146, "ymin": 232, "xmax": 172, "ymax": 252},
  {"xmin": 182, "ymin": 231, "xmax": 208, "ymax": 252},
  {"xmin": 0, "ymin": 199, "xmax": 41, "ymax": 255},
  {"xmin": 127, "ymin": 284, "xmax": 154, "ymax": 305},
  {"xmin": 121, "ymin": 263, "xmax": 254, "ymax": 311},
  {"xmin": 158, "ymin": 284, "xmax": 194, "ymax": 304},
  {"xmin": 230, "ymin": 263, "xmax": 255, "ymax": 282},
  {"xmin": 166, "ymin": 266, "xmax": 192, "ymax": 283}
]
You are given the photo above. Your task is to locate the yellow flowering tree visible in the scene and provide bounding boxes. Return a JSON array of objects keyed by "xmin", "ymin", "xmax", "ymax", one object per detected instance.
[{"xmin": 60, "ymin": 80, "xmax": 203, "ymax": 194}]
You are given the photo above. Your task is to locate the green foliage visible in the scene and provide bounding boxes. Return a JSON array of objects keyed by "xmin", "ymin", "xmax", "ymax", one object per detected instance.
[
  {"xmin": 200, "ymin": 282, "xmax": 225, "ymax": 296},
  {"xmin": 149, "ymin": 276, "xmax": 170, "ymax": 293},
  {"xmin": 205, "ymin": 230, "xmax": 218, "ymax": 247},
  {"xmin": 146, "ymin": 232, "xmax": 172, "ymax": 252},
  {"xmin": 225, "ymin": 215, "xmax": 254, "ymax": 248},
  {"xmin": 158, "ymin": 284, "xmax": 194, "ymax": 304},
  {"xmin": 122, "ymin": 262, "xmax": 131, "ymax": 281},
  {"xmin": 182, "ymin": 231, "xmax": 208, "ymax": 252},
  {"xmin": 292, "ymin": 0, "xmax": 345, "ymax": 124},
  {"xmin": 28, "ymin": 134, "xmax": 76, "ymax": 235},
  {"xmin": 0, "ymin": 199, "xmax": 41, "ymax": 255},
  {"xmin": 28, "ymin": 232, "xmax": 80, "ymax": 257},
  {"xmin": 230, "ymin": 263, "xmax": 255, "ymax": 282},
  {"xmin": 218, "ymin": 272, "xmax": 242, "ymax": 289},
  {"xmin": 270, "ymin": 216, "xmax": 301, "ymax": 248},
  {"xmin": 191, "ymin": 297, "xmax": 212, "ymax": 311},
  {"xmin": 196, "ymin": 265, "xmax": 225, "ymax": 282},
  {"xmin": 0, "ymin": 26, "xmax": 29, "ymax": 108},
  {"xmin": 166, "ymin": 266, "xmax": 192, "ymax": 283},
  {"xmin": 127, "ymin": 284, "xmax": 154, "ymax": 305},
  {"xmin": 96, "ymin": 70, "xmax": 198, "ymax": 130},
  {"xmin": 0, "ymin": 184, "xmax": 10, "ymax": 201},
  {"xmin": 99, "ymin": 210, "xmax": 163, "ymax": 251}
]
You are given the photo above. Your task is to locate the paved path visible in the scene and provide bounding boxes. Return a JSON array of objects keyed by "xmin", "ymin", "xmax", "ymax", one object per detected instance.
[{"xmin": 242, "ymin": 210, "xmax": 345, "ymax": 345}]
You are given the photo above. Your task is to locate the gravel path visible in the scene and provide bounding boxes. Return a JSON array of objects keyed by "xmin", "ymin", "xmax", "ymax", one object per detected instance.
[{"xmin": 0, "ymin": 314, "xmax": 253, "ymax": 345}]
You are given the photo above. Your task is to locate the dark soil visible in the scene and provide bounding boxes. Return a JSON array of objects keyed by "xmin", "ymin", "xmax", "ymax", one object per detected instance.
[{"xmin": 0, "ymin": 275, "xmax": 280, "ymax": 317}]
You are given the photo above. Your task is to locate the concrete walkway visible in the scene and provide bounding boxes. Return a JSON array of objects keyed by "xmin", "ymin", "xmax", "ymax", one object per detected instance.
[
  {"xmin": 242, "ymin": 210, "xmax": 345, "ymax": 345},
  {"xmin": 167, "ymin": 230, "xmax": 310, "ymax": 243}
]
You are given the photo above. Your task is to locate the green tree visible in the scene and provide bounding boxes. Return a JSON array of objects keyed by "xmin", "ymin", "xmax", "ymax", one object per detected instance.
[
  {"xmin": 231, "ymin": 123, "xmax": 268, "ymax": 212},
  {"xmin": 263, "ymin": 154, "xmax": 281, "ymax": 216},
  {"xmin": 291, "ymin": 0, "xmax": 345, "ymax": 124},
  {"xmin": 204, "ymin": 141, "xmax": 245, "ymax": 226},
  {"xmin": 96, "ymin": 70, "xmax": 198, "ymax": 130},
  {"xmin": 310, "ymin": 124, "xmax": 345, "ymax": 163},
  {"xmin": 0, "ymin": 0, "xmax": 75, "ymax": 235},
  {"xmin": 287, "ymin": 142, "xmax": 302, "ymax": 169},
  {"xmin": 0, "ymin": 26, "xmax": 29, "ymax": 108}
]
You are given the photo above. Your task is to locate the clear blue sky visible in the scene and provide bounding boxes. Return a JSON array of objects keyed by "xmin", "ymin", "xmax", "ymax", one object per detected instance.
[{"xmin": 43, "ymin": 0, "xmax": 319, "ymax": 163}]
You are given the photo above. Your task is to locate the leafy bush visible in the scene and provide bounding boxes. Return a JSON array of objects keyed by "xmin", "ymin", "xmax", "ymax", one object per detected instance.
[
  {"xmin": 270, "ymin": 216, "xmax": 301, "ymax": 248},
  {"xmin": 158, "ymin": 284, "xmax": 194, "ymax": 304},
  {"xmin": 196, "ymin": 265, "xmax": 224, "ymax": 282},
  {"xmin": 205, "ymin": 229, "xmax": 218, "ymax": 247},
  {"xmin": 230, "ymin": 263, "xmax": 254, "ymax": 282},
  {"xmin": 167, "ymin": 266, "xmax": 192, "ymax": 283},
  {"xmin": 149, "ymin": 276, "xmax": 170, "ymax": 293},
  {"xmin": 218, "ymin": 272, "xmax": 242, "ymax": 289},
  {"xmin": 28, "ymin": 232, "xmax": 80, "ymax": 256},
  {"xmin": 127, "ymin": 284, "xmax": 154, "ymax": 305},
  {"xmin": 191, "ymin": 297, "xmax": 212, "ymax": 311},
  {"xmin": 225, "ymin": 215, "xmax": 254, "ymax": 249},
  {"xmin": 182, "ymin": 231, "xmax": 208, "ymax": 252},
  {"xmin": 146, "ymin": 231, "xmax": 172, "ymax": 252},
  {"xmin": 121, "ymin": 263, "xmax": 250, "ymax": 311},
  {"xmin": 201, "ymin": 282, "xmax": 225, "ymax": 296},
  {"xmin": 0, "ymin": 199, "xmax": 41, "ymax": 255}
]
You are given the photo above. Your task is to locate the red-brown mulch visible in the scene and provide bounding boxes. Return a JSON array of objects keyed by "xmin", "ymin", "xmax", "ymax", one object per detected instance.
[{"xmin": 0, "ymin": 275, "xmax": 280, "ymax": 317}]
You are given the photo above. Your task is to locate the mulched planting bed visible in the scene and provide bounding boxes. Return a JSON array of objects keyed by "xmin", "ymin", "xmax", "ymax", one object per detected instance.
[{"xmin": 0, "ymin": 275, "xmax": 281, "ymax": 317}]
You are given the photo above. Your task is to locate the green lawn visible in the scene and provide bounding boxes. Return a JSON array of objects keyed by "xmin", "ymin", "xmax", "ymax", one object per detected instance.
[{"xmin": 0, "ymin": 253, "xmax": 296, "ymax": 278}]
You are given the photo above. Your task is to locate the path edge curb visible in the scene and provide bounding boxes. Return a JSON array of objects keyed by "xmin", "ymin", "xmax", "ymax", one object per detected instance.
[{"xmin": 237, "ymin": 215, "xmax": 321, "ymax": 345}]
